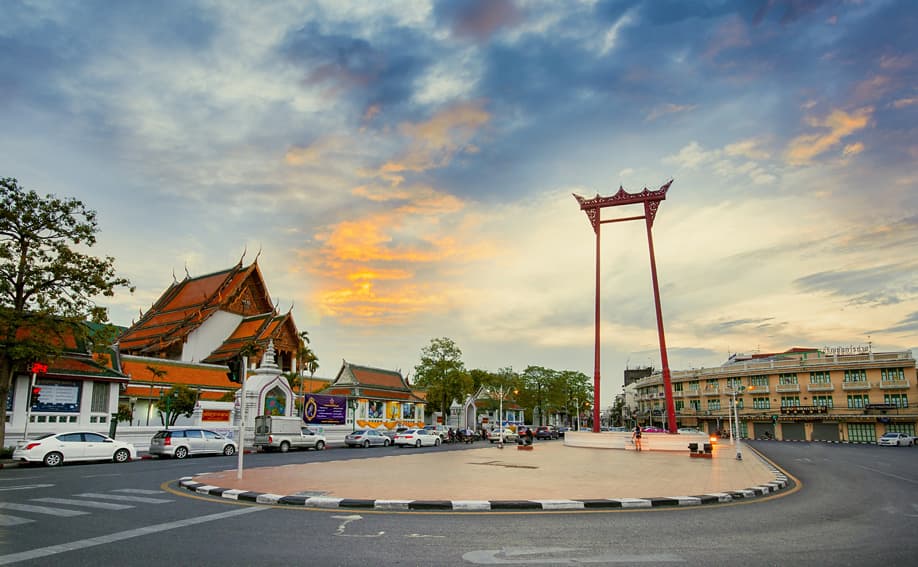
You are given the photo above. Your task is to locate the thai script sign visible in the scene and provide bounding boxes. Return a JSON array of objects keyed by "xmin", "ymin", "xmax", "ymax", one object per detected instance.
[
  {"xmin": 202, "ymin": 409, "xmax": 230, "ymax": 422},
  {"xmin": 823, "ymin": 345, "xmax": 870, "ymax": 356},
  {"xmin": 303, "ymin": 394, "xmax": 347, "ymax": 424}
]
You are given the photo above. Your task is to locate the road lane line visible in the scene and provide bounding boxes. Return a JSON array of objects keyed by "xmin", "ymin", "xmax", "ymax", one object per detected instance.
[
  {"xmin": 0, "ymin": 484, "xmax": 54, "ymax": 492},
  {"xmin": 73, "ymin": 492, "xmax": 172, "ymax": 504},
  {"xmin": 32, "ymin": 498, "xmax": 134, "ymax": 510},
  {"xmin": 110, "ymin": 489, "xmax": 165, "ymax": 495},
  {"xmin": 0, "ymin": 503, "xmax": 88, "ymax": 517},
  {"xmin": 0, "ymin": 506, "xmax": 264, "ymax": 565},
  {"xmin": 0, "ymin": 515, "xmax": 34, "ymax": 527},
  {"xmin": 856, "ymin": 465, "xmax": 918, "ymax": 485}
]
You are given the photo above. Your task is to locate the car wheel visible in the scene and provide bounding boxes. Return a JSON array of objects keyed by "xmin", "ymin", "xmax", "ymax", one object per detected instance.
[
  {"xmin": 363, "ymin": 440, "xmax": 370, "ymax": 448},
  {"xmin": 435, "ymin": 438, "xmax": 441, "ymax": 447},
  {"xmin": 113, "ymin": 448, "xmax": 130, "ymax": 463},
  {"xmin": 315, "ymin": 440, "xmax": 325, "ymax": 451},
  {"xmin": 416, "ymin": 439, "xmax": 422, "ymax": 448},
  {"xmin": 174, "ymin": 446, "xmax": 189, "ymax": 459},
  {"xmin": 43, "ymin": 452, "xmax": 63, "ymax": 467},
  {"xmin": 383, "ymin": 438, "xmax": 391, "ymax": 447},
  {"xmin": 223, "ymin": 444, "xmax": 236, "ymax": 456},
  {"xmin": 280, "ymin": 441, "xmax": 290, "ymax": 453}
]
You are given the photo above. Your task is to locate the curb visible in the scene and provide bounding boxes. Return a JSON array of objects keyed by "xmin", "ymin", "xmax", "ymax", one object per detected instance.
[{"xmin": 176, "ymin": 453, "xmax": 790, "ymax": 512}]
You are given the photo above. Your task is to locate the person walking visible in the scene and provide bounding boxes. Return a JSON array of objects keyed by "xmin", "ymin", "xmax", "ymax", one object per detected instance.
[{"xmin": 632, "ymin": 424, "xmax": 643, "ymax": 451}]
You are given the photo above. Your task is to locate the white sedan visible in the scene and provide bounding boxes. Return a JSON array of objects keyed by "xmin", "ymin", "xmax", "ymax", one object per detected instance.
[
  {"xmin": 488, "ymin": 429, "xmax": 519, "ymax": 443},
  {"xmin": 394, "ymin": 429, "xmax": 441, "ymax": 447},
  {"xmin": 877, "ymin": 432, "xmax": 915, "ymax": 446},
  {"xmin": 13, "ymin": 431, "xmax": 137, "ymax": 467}
]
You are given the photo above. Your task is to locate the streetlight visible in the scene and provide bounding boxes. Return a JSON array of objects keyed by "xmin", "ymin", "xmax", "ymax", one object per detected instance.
[
  {"xmin": 348, "ymin": 398, "xmax": 357, "ymax": 432},
  {"xmin": 727, "ymin": 386, "xmax": 744, "ymax": 461}
]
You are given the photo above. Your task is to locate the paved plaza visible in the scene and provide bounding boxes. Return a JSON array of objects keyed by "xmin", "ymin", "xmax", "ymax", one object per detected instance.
[{"xmin": 189, "ymin": 440, "xmax": 780, "ymax": 502}]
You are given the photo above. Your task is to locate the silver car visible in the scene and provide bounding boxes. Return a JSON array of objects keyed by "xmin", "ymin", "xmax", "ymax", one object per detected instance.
[
  {"xmin": 345, "ymin": 429, "xmax": 391, "ymax": 448},
  {"xmin": 148, "ymin": 428, "xmax": 237, "ymax": 459}
]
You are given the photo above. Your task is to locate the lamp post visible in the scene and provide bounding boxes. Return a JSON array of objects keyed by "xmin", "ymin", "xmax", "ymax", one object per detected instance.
[
  {"xmin": 727, "ymin": 386, "xmax": 744, "ymax": 460},
  {"xmin": 23, "ymin": 362, "xmax": 47, "ymax": 442},
  {"xmin": 348, "ymin": 398, "xmax": 357, "ymax": 432},
  {"xmin": 236, "ymin": 355, "xmax": 248, "ymax": 480}
]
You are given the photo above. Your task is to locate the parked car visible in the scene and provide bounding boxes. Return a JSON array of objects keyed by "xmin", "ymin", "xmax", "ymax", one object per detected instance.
[
  {"xmin": 535, "ymin": 426, "xmax": 559, "ymax": 440},
  {"xmin": 641, "ymin": 426, "xmax": 666, "ymax": 433},
  {"xmin": 422, "ymin": 424, "xmax": 449, "ymax": 441},
  {"xmin": 394, "ymin": 428, "xmax": 442, "ymax": 447},
  {"xmin": 382, "ymin": 426, "xmax": 411, "ymax": 441},
  {"xmin": 678, "ymin": 428, "xmax": 706, "ymax": 435},
  {"xmin": 148, "ymin": 428, "xmax": 237, "ymax": 459},
  {"xmin": 606, "ymin": 426, "xmax": 628, "ymax": 432},
  {"xmin": 13, "ymin": 431, "xmax": 136, "ymax": 467},
  {"xmin": 877, "ymin": 432, "xmax": 915, "ymax": 446},
  {"xmin": 489, "ymin": 428, "xmax": 519, "ymax": 443},
  {"xmin": 254, "ymin": 415, "xmax": 326, "ymax": 452},
  {"xmin": 345, "ymin": 429, "xmax": 391, "ymax": 448},
  {"xmin": 556, "ymin": 426, "xmax": 570, "ymax": 438}
]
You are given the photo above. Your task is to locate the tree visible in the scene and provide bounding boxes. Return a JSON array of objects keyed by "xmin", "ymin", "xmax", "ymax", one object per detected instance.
[
  {"xmin": 0, "ymin": 178, "xmax": 133, "ymax": 445},
  {"xmin": 155, "ymin": 384, "xmax": 198, "ymax": 427},
  {"xmin": 413, "ymin": 337, "xmax": 471, "ymax": 419},
  {"xmin": 518, "ymin": 366, "xmax": 557, "ymax": 426}
]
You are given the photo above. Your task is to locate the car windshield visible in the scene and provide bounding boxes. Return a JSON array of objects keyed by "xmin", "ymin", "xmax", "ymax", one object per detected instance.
[
  {"xmin": 352, "ymin": 430, "xmax": 366, "ymax": 435},
  {"xmin": 881, "ymin": 433, "xmax": 897, "ymax": 437}
]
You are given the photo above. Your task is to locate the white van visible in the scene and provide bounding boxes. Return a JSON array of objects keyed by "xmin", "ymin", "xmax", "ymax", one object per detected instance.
[{"xmin": 254, "ymin": 415, "xmax": 326, "ymax": 452}]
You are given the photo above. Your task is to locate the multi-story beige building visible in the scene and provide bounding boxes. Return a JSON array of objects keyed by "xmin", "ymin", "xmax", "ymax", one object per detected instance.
[{"xmin": 631, "ymin": 347, "xmax": 917, "ymax": 443}]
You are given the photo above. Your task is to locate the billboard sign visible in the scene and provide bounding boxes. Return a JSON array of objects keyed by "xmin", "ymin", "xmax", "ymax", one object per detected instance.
[{"xmin": 303, "ymin": 394, "xmax": 347, "ymax": 425}]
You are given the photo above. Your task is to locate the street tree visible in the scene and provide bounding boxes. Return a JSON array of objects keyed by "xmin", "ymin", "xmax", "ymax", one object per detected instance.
[
  {"xmin": 413, "ymin": 337, "xmax": 471, "ymax": 418},
  {"xmin": 0, "ymin": 178, "xmax": 133, "ymax": 445},
  {"xmin": 156, "ymin": 384, "xmax": 198, "ymax": 427},
  {"xmin": 518, "ymin": 365, "xmax": 557, "ymax": 426}
]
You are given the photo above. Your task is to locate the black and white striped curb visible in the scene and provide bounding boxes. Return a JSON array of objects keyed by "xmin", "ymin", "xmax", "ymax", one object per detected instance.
[{"xmin": 178, "ymin": 472, "xmax": 789, "ymax": 512}]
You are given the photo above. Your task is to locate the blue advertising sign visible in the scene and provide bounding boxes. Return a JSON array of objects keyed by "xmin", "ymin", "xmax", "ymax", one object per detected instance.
[{"xmin": 303, "ymin": 394, "xmax": 347, "ymax": 425}]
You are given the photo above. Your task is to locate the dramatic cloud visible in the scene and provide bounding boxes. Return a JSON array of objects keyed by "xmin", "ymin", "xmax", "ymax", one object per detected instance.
[{"xmin": 785, "ymin": 107, "xmax": 873, "ymax": 165}]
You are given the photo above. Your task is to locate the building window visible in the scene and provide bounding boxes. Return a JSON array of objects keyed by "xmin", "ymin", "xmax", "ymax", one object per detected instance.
[
  {"xmin": 847, "ymin": 423, "xmax": 876, "ymax": 443},
  {"xmin": 675, "ymin": 400, "xmax": 684, "ymax": 411},
  {"xmin": 846, "ymin": 394, "xmax": 870, "ymax": 408},
  {"xmin": 730, "ymin": 398, "xmax": 744, "ymax": 410},
  {"xmin": 706, "ymin": 379, "xmax": 718, "ymax": 389},
  {"xmin": 778, "ymin": 373, "xmax": 798, "ymax": 385},
  {"xmin": 687, "ymin": 381, "xmax": 700, "ymax": 392},
  {"xmin": 752, "ymin": 397, "xmax": 770, "ymax": 409},
  {"xmin": 673, "ymin": 382, "xmax": 683, "ymax": 392},
  {"xmin": 887, "ymin": 423, "xmax": 916, "ymax": 436},
  {"xmin": 844, "ymin": 369, "xmax": 867, "ymax": 382},
  {"xmin": 748, "ymin": 375, "xmax": 768, "ymax": 387},
  {"xmin": 91, "ymin": 382, "xmax": 110, "ymax": 413},
  {"xmin": 707, "ymin": 399, "xmax": 721, "ymax": 411},
  {"xmin": 726, "ymin": 377, "xmax": 742, "ymax": 390},
  {"xmin": 880, "ymin": 368, "xmax": 905, "ymax": 381},
  {"xmin": 780, "ymin": 396, "xmax": 800, "ymax": 407},
  {"xmin": 809, "ymin": 371, "xmax": 831, "ymax": 384},
  {"xmin": 689, "ymin": 400, "xmax": 700, "ymax": 411},
  {"xmin": 884, "ymin": 394, "xmax": 908, "ymax": 408},
  {"xmin": 737, "ymin": 421, "xmax": 748, "ymax": 438},
  {"xmin": 812, "ymin": 396, "xmax": 834, "ymax": 408}
]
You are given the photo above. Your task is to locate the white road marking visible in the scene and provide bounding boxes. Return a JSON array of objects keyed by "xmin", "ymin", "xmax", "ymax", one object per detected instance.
[
  {"xmin": 0, "ymin": 484, "xmax": 54, "ymax": 492},
  {"xmin": 856, "ymin": 465, "xmax": 918, "ymax": 485},
  {"xmin": 32, "ymin": 498, "xmax": 134, "ymax": 510},
  {"xmin": 0, "ymin": 503, "xmax": 88, "ymax": 517},
  {"xmin": 73, "ymin": 492, "xmax": 172, "ymax": 504},
  {"xmin": 109, "ymin": 488, "xmax": 165, "ymax": 495},
  {"xmin": 331, "ymin": 514, "xmax": 385, "ymax": 537},
  {"xmin": 0, "ymin": 507, "xmax": 263, "ymax": 565},
  {"xmin": 0, "ymin": 515, "xmax": 34, "ymax": 527},
  {"xmin": 463, "ymin": 548, "xmax": 684, "ymax": 564}
]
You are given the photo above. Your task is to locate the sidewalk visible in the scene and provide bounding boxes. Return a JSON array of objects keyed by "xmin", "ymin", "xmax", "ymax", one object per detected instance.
[{"xmin": 180, "ymin": 441, "xmax": 788, "ymax": 511}]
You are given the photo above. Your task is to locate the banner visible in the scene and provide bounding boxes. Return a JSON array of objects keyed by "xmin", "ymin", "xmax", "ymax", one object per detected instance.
[{"xmin": 303, "ymin": 394, "xmax": 347, "ymax": 424}]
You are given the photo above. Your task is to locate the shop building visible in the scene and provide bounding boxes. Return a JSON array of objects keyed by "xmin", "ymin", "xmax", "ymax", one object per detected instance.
[{"xmin": 631, "ymin": 347, "xmax": 917, "ymax": 442}]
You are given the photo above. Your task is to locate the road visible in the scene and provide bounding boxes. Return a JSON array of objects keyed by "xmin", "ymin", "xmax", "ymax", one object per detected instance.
[{"xmin": 1, "ymin": 441, "xmax": 916, "ymax": 566}]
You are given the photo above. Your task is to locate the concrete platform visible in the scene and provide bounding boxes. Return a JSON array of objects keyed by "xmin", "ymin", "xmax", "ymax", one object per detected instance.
[{"xmin": 182, "ymin": 440, "xmax": 788, "ymax": 511}]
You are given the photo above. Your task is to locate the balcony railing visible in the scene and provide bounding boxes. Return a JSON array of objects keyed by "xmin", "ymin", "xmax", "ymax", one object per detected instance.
[
  {"xmin": 746, "ymin": 385, "xmax": 769, "ymax": 394},
  {"xmin": 842, "ymin": 381, "xmax": 871, "ymax": 391},
  {"xmin": 879, "ymin": 379, "xmax": 910, "ymax": 390},
  {"xmin": 775, "ymin": 383, "xmax": 800, "ymax": 393},
  {"xmin": 703, "ymin": 387, "xmax": 720, "ymax": 396},
  {"xmin": 807, "ymin": 383, "xmax": 834, "ymax": 392},
  {"xmin": 671, "ymin": 391, "xmax": 684, "ymax": 398},
  {"xmin": 685, "ymin": 389, "xmax": 701, "ymax": 397}
]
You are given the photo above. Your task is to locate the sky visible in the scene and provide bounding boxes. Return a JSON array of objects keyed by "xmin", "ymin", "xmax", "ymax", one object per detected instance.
[{"xmin": 1, "ymin": 0, "xmax": 916, "ymax": 408}]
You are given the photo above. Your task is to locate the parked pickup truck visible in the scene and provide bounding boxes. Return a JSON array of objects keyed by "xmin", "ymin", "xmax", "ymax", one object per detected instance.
[{"xmin": 254, "ymin": 415, "xmax": 326, "ymax": 452}]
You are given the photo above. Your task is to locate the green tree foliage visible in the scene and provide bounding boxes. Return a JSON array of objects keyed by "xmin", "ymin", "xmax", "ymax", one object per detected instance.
[
  {"xmin": 0, "ymin": 178, "xmax": 133, "ymax": 445},
  {"xmin": 156, "ymin": 384, "xmax": 199, "ymax": 427},
  {"xmin": 413, "ymin": 337, "xmax": 472, "ymax": 416}
]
